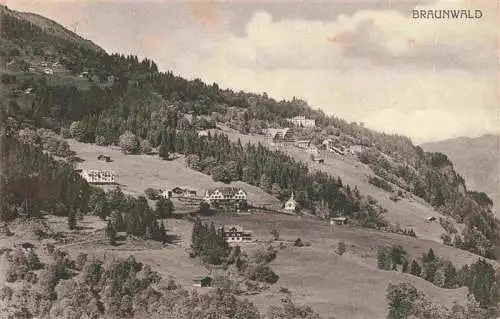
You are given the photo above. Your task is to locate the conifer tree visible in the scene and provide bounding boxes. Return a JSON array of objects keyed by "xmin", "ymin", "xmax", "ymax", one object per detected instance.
[
  {"xmin": 401, "ymin": 259, "xmax": 409, "ymax": 273},
  {"xmin": 159, "ymin": 133, "xmax": 169, "ymax": 160},
  {"xmin": 158, "ymin": 221, "xmax": 167, "ymax": 244},
  {"xmin": 377, "ymin": 247, "xmax": 391, "ymax": 270},
  {"xmin": 443, "ymin": 261, "xmax": 458, "ymax": 288},
  {"xmin": 68, "ymin": 209, "xmax": 77, "ymax": 230},
  {"xmin": 106, "ymin": 220, "xmax": 117, "ymax": 245},
  {"xmin": 410, "ymin": 260, "xmax": 422, "ymax": 277},
  {"xmin": 191, "ymin": 217, "xmax": 204, "ymax": 256}
]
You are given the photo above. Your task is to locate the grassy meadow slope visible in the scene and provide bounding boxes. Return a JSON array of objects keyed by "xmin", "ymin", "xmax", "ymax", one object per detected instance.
[
  {"xmin": 61, "ymin": 137, "xmax": 484, "ymax": 318},
  {"xmin": 0, "ymin": 210, "xmax": 483, "ymax": 319},
  {"xmin": 214, "ymin": 125, "xmax": 460, "ymax": 244},
  {"xmin": 67, "ymin": 139, "xmax": 282, "ymax": 210}
]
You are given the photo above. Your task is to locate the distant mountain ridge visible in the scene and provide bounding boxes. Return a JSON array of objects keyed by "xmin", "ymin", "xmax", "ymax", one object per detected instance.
[
  {"xmin": 421, "ymin": 134, "xmax": 500, "ymax": 212},
  {"xmin": 0, "ymin": 5, "xmax": 103, "ymax": 54}
]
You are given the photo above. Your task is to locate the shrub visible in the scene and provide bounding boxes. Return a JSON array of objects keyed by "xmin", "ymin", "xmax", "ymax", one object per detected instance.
[
  {"xmin": 39, "ymin": 262, "xmax": 70, "ymax": 298},
  {"xmin": 69, "ymin": 121, "xmax": 87, "ymax": 141},
  {"xmin": 59, "ymin": 127, "xmax": 71, "ymax": 138},
  {"xmin": 25, "ymin": 271, "xmax": 38, "ymax": 284},
  {"xmin": 266, "ymin": 297, "xmax": 322, "ymax": 319},
  {"xmin": 386, "ymin": 283, "xmax": 419, "ymax": 319},
  {"xmin": 270, "ymin": 228, "xmax": 279, "ymax": 241},
  {"xmin": 140, "ymin": 139, "xmax": 152, "ymax": 154},
  {"xmin": 0, "ymin": 286, "xmax": 13, "ymax": 301},
  {"xmin": 95, "ymin": 135, "xmax": 107, "ymax": 146},
  {"xmin": 118, "ymin": 131, "xmax": 139, "ymax": 154},
  {"xmin": 26, "ymin": 251, "xmax": 43, "ymax": 270},
  {"xmin": 54, "ymin": 139, "xmax": 72, "ymax": 157},
  {"xmin": 294, "ymin": 238, "xmax": 304, "ymax": 247},
  {"xmin": 368, "ymin": 176, "xmax": 393, "ymax": 192},
  {"xmin": 18, "ymin": 128, "xmax": 40, "ymax": 145},
  {"xmin": 5, "ymin": 264, "xmax": 18, "ymax": 282},
  {"xmin": 249, "ymin": 265, "xmax": 279, "ymax": 284},
  {"xmin": 84, "ymin": 259, "xmax": 103, "ymax": 286},
  {"xmin": 253, "ymin": 246, "xmax": 277, "ymax": 264},
  {"xmin": 145, "ymin": 188, "xmax": 162, "ymax": 200},
  {"xmin": 377, "ymin": 247, "xmax": 392, "ymax": 270},
  {"xmin": 336, "ymin": 241, "xmax": 347, "ymax": 255},
  {"xmin": 75, "ymin": 253, "xmax": 88, "ymax": 271}
]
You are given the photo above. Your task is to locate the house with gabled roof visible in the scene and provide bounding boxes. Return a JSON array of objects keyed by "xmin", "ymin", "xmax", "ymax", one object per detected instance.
[
  {"xmin": 163, "ymin": 186, "xmax": 198, "ymax": 199},
  {"xmin": 204, "ymin": 187, "xmax": 247, "ymax": 203},
  {"xmin": 80, "ymin": 169, "xmax": 116, "ymax": 184},
  {"xmin": 218, "ymin": 224, "xmax": 253, "ymax": 243},
  {"xmin": 265, "ymin": 128, "xmax": 295, "ymax": 146}
]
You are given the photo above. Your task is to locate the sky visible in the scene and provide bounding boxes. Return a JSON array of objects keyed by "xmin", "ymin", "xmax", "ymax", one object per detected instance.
[{"xmin": 4, "ymin": 0, "xmax": 499, "ymax": 144}]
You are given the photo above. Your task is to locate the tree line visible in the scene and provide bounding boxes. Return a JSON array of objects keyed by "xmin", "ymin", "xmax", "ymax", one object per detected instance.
[{"xmin": 378, "ymin": 245, "xmax": 499, "ymax": 315}]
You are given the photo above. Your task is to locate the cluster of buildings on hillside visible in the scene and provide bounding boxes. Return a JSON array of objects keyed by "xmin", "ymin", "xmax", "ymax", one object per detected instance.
[
  {"xmin": 265, "ymin": 127, "xmax": 366, "ymax": 161},
  {"xmin": 286, "ymin": 115, "xmax": 316, "ymax": 128}
]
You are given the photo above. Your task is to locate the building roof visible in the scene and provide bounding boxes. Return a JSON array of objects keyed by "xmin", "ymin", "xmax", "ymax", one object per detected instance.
[
  {"xmin": 296, "ymin": 140, "xmax": 311, "ymax": 145},
  {"xmin": 206, "ymin": 187, "xmax": 246, "ymax": 196},
  {"xmin": 331, "ymin": 217, "xmax": 347, "ymax": 221},
  {"xmin": 286, "ymin": 192, "xmax": 297, "ymax": 205},
  {"xmin": 193, "ymin": 276, "xmax": 212, "ymax": 284},
  {"xmin": 266, "ymin": 128, "xmax": 293, "ymax": 140},
  {"xmin": 218, "ymin": 224, "xmax": 253, "ymax": 234},
  {"xmin": 173, "ymin": 186, "xmax": 197, "ymax": 192},
  {"xmin": 224, "ymin": 225, "xmax": 243, "ymax": 232},
  {"xmin": 81, "ymin": 169, "xmax": 116, "ymax": 175}
]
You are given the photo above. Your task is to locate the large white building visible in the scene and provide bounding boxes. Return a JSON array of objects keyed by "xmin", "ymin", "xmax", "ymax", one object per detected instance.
[
  {"xmin": 204, "ymin": 187, "xmax": 247, "ymax": 203},
  {"xmin": 218, "ymin": 225, "xmax": 253, "ymax": 243},
  {"xmin": 287, "ymin": 116, "xmax": 316, "ymax": 128},
  {"xmin": 80, "ymin": 169, "xmax": 116, "ymax": 184}
]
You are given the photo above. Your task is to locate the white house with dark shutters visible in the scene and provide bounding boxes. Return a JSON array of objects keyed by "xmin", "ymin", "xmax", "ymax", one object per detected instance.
[
  {"xmin": 80, "ymin": 169, "xmax": 116, "ymax": 184},
  {"xmin": 218, "ymin": 225, "xmax": 253, "ymax": 243},
  {"xmin": 204, "ymin": 187, "xmax": 247, "ymax": 203}
]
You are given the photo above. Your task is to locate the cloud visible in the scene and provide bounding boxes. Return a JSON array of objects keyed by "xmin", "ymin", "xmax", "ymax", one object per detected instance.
[
  {"xmin": 177, "ymin": 2, "xmax": 498, "ymax": 143},
  {"xmin": 205, "ymin": 2, "xmax": 497, "ymax": 72}
]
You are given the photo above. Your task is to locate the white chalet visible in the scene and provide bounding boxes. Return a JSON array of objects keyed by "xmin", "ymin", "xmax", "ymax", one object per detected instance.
[
  {"xmin": 80, "ymin": 169, "xmax": 116, "ymax": 184},
  {"xmin": 204, "ymin": 187, "xmax": 247, "ymax": 203},
  {"xmin": 330, "ymin": 217, "xmax": 347, "ymax": 225},
  {"xmin": 218, "ymin": 225, "xmax": 253, "ymax": 243}
]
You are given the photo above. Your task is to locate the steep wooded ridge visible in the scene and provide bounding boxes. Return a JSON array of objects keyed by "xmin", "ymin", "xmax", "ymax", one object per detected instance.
[
  {"xmin": 1, "ymin": 5, "xmax": 500, "ymax": 318},
  {"xmin": 421, "ymin": 135, "xmax": 500, "ymax": 214},
  {"xmin": 1, "ymin": 5, "xmax": 498, "ymax": 258}
]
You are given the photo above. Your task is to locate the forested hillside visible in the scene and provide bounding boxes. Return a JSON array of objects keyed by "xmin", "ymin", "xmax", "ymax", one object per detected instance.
[
  {"xmin": 1, "ymin": 5, "xmax": 498, "ymax": 259},
  {"xmin": 422, "ymin": 135, "xmax": 500, "ymax": 214}
]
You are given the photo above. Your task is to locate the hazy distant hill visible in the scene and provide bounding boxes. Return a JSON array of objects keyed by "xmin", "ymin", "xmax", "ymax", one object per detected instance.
[
  {"xmin": 422, "ymin": 135, "xmax": 500, "ymax": 211},
  {"xmin": 0, "ymin": 5, "xmax": 103, "ymax": 53}
]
